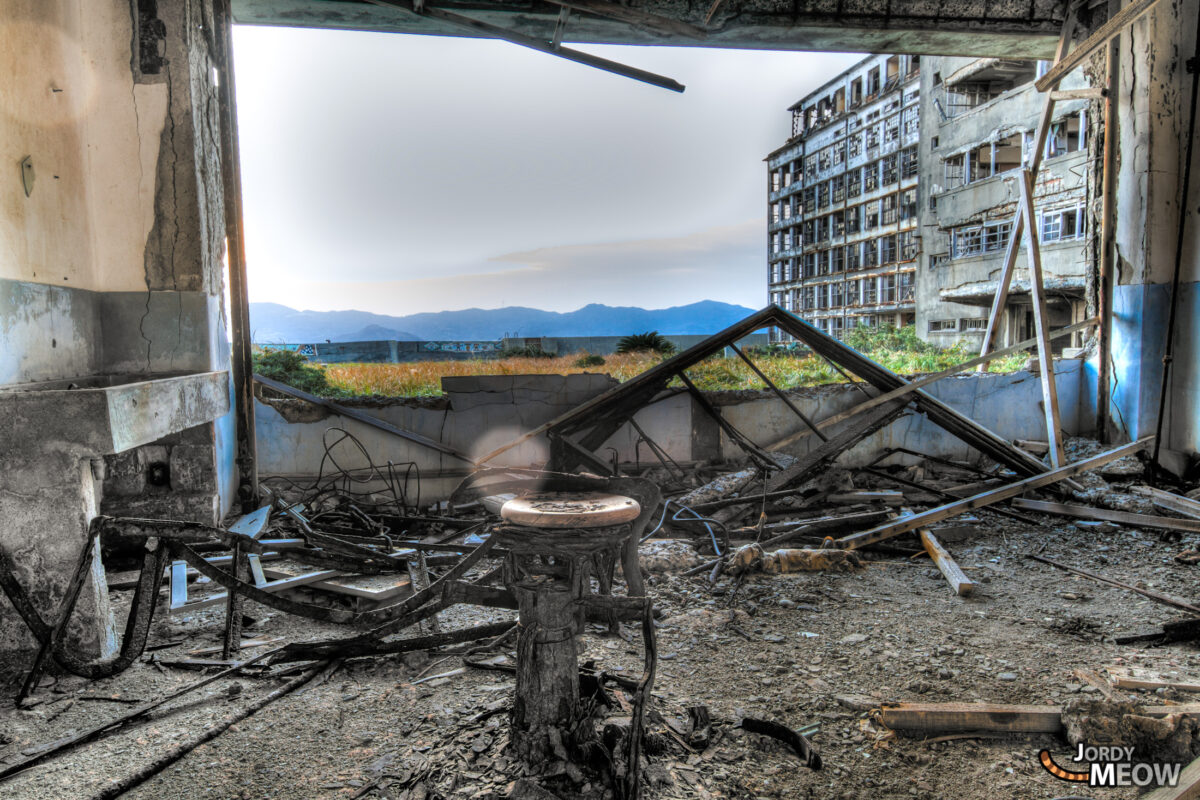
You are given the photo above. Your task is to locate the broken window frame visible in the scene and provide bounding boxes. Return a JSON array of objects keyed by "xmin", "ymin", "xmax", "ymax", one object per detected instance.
[{"xmin": 1040, "ymin": 204, "xmax": 1085, "ymax": 242}]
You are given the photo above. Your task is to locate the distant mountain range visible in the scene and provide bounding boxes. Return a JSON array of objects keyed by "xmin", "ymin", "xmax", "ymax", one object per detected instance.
[{"xmin": 249, "ymin": 301, "xmax": 757, "ymax": 343}]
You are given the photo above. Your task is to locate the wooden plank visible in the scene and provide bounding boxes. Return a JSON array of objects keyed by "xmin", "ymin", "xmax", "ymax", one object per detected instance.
[
  {"xmin": 246, "ymin": 553, "xmax": 267, "ymax": 587},
  {"xmin": 1018, "ymin": 168, "xmax": 1067, "ymax": 468},
  {"xmin": 1132, "ymin": 486, "xmax": 1200, "ymax": 521},
  {"xmin": 767, "ymin": 318, "xmax": 1096, "ymax": 451},
  {"xmin": 837, "ymin": 438, "xmax": 1152, "ymax": 550},
  {"xmin": 1035, "ymin": 0, "xmax": 1163, "ymax": 92},
  {"xmin": 882, "ymin": 702, "xmax": 1200, "ymax": 736},
  {"xmin": 254, "ymin": 373, "xmax": 474, "ymax": 463},
  {"xmin": 1143, "ymin": 753, "xmax": 1200, "ymax": 800},
  {"xmin": 228, "ymin": 505, "xmax": 271, "ymax": 540},
  {"xmin": 1012, "ymin": 498, "xmax": 1200, "ymax": 533},
  {"xmin": 1015, "ymin": 439, "xmax": 1050, "ymax": 455},
  {"xmin": 880, "ymin": 702, "xmax": 1062, "ymax": 734},
  {"xmin": 1107, "ymin": 667, "xmax": 1200, "ymax": 693},
  {"xmin": 1050, "ymin": 87, "xmax": 1106, "ymax": 101},
  {"xmin": 919, "ymin": 530, "xmax": 976, "ymax": 596}
]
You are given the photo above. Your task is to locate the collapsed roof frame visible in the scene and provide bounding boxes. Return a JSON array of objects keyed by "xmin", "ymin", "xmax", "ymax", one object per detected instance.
[{"xmin": 476, "ymin": 305, "xmax": 1060, "ymax": 479}]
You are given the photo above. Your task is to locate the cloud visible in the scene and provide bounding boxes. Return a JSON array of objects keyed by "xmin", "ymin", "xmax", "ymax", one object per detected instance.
[{"xmin": 247, "ymin": 220, "xmax": 767, "ymax": 314}]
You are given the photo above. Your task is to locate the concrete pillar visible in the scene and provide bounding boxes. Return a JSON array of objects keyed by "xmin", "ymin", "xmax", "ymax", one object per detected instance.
[{"xmin": 1108, "ymin": 1, "xmax": 1200, "ymax": 456}]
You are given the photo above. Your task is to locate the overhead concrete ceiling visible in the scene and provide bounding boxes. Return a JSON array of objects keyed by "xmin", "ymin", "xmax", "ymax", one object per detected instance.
[{"xmin": 233, "ymin": 0, "xmax": 1066, "ymax": 59}]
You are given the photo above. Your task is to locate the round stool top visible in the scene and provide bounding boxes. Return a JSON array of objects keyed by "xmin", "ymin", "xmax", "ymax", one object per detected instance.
[{"xmin": 500, "ymin": 492, "xmax": 640, "ymax": 529}]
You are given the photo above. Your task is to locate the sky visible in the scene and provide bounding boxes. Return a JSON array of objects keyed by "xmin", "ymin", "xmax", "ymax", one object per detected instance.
[{"xmin": 232, "ymin": 26, "xmax": 859, "ymax": 315}]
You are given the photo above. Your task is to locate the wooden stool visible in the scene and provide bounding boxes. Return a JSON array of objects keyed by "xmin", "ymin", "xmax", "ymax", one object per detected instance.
[{"xmin": 496, "ymin": 492, "xmax": 640, "ymax": 765}]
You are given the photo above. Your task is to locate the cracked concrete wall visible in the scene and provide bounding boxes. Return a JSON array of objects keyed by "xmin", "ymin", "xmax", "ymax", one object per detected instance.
[
  {"xmin": 1, "ymin": 0, "xmax": 228, "ymax": 385},
  {"xmin": 0, "ymin": 0, "xmax": 235, "ymax": 656},
  {"xmin": 253, "ymin": 366, "xmax": 1091, "ymax": 503},
  {"xmin": 1107, "ymin": 0, "xmax": 1200, "ymax": 456}
]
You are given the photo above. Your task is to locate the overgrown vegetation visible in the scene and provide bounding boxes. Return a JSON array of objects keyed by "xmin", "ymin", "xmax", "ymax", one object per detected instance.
[
  {"xmin": 252, "ymin": 349, "xmax": 345, "ymax": 397},
  {"xmin": 313, "ymin": 328, "xmax": 1026, "ymax": 398},
  {"xmin": 616, "ymin": 331, "xmax": 676, "ymax": 356},
  {"xmin": 574, "ymin": 353, "xmax": 606, "ymax": 368}
]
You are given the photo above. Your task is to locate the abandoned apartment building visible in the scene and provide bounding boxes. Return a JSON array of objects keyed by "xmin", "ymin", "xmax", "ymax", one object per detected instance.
[
  {"xmin": 3, "ymin": 0, "xmax": 1200, "ymax": 799},
  {"xmin": 766, "ymin": 51, "xmax": 1096, "ymax": 351}
]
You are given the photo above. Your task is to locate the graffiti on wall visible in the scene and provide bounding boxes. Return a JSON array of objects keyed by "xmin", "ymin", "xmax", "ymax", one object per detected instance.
[{"xmin": 422, "ymin": 341, "xmax": 499, "ymax": 353}]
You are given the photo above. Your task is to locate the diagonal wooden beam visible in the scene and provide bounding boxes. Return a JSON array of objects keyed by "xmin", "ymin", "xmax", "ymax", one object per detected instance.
[
  {"xmin": 1017, "ymin": 168, "xmax": 1067, "ymax": 467},
  {"xmin": 1034, "ymin": 0, "xmax": 1163, "ymax": 92}
]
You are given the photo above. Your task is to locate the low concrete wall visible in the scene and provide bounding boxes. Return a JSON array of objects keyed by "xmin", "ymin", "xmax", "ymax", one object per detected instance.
[
  {"xmin": 256, "ymin": 361, "xmax": 1095, "ymax": 504},
  {"xmin": 261, "ymin": 334, "xmax": 772, "ymax": 364}
]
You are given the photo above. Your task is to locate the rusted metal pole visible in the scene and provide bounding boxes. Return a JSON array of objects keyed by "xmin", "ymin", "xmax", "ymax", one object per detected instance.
[{"xmin": 214, "ymin": 0, "xmax": 259, "ymax": 513}]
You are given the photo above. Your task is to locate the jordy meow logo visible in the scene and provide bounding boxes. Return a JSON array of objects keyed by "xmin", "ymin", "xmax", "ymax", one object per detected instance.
[{"xmin": 1039, "ymin": 744, "xmax": 1183, "ymax": 788}]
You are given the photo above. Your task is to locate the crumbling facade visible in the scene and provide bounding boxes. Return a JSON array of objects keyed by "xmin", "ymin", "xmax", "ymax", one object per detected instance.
[
  {"xmin": 916, "ymin": 56, "xmax": 1095, "ymax": 349},
  {"xmin": 766, "ymin": 53, "xmax": 921, "ymax": 341}
]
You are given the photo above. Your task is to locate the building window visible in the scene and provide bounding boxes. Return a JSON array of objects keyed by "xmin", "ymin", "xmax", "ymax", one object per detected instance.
[
  {"xmin": 882, "ymin": 274, "xmax": 898, "ymax": 302},
  {"xmin": 847, "ymin": 279, "xmax": 860, "ymax": 305},
  {"xmin": 900, "ymin": 146, "xmax": 919, "ymax": 179},
  {"xmin": 899, "ymin": 230, "xmax": 918, "ymax": 260},
  {"xmin": 831, "ymin": 210, "xmax": 845, "ymax": 238},
  {"xmin": 899, "ymin": 188, "xmax": 918, "ymax": 221},
  {"xmin": 863, "ymin": 239, "xmax": 879, "ymax": 267},
  {"xmin": 845, "ymin": 205, "xmax": 861, "ymax": 234},
  {"xmin": 1047, "ymin": 111, "xmax": 1086, "ymax": 158},
  {"xmin": 848, "ymin": 133, "xmax": 863, "ymax": 158},
  {"xmin": 929, "ymin": 253, "xmax": 949, "ymax": 269},
  {"xmin": 817, "ymin": 182, "xmax": 830, "ymax": 210},
  {"xmin": 864, "ymin": 277, "xmax": 879, "ymax": 303},
  {"xmin": 882, "ymin": 153, "xmax": 899, "ymax": 184},
  {"xmin": 960, "ymin": 318, "xmax": 988, "ymax": 331},
  {"xmin": 866, "ymin": 67, "xmax": 880, "ymax": 97},
  {"xmin": 802, "ymin": 187, "xmax": 816, "ymax": 214},
  {"xmin": 951, "ymin": 220, "xmax": 1011, "ymax": 259},
  {"xmin": 1041, "ymin": 205, "xmax": 1085, "ymax": 242},
  {"xmin": 881, "ymin": 194, "xmax": 898, "ymax": 225},
  {"xmin": 945, "ymin": 154, "xmax": 965, "ymax": 189},
  {"xmin": 929, "ymin": 319, "xmax": 957, "ymax": 333},
  {"xmin": 901, "ymin": 107, "xmax": 919, "ymax": 139},
  {"xmin": 880, "ymin": 234, "xmax": 897, "ymax": 264},
  {"xmin": 846, "ymin": 243, "xmax": 862, "ymax": 271},
  {"xmin": 899, "ymin": 270, "xmax": 915, "ymax": 301},
  {"xmin": 846, "ymin": 170, "xmax": 862, "ymax": 199},
  {"xmin": 803, "ymin": 253, "xmax": 816, "ymax": 278},
  {"xmin": 945, "ymin": 81, "xmax": 1005, "ymax": 115},
  {"xmin": 831, "ymin": 175, "xmax": 845, "ymax": 203},
  {"xmin": 830, "ymin": 281, "xmax": 845, "ymax": 307},
  {"xmin": 831, "ymin": 246, "xmax": 845, "ymax": 272},
  {"xmin": 864, "ymin": 162, "xmax": 880, "ymax": 191},
  {"xmin": 864, "ymin": 201, "xmax": 880, "ymax": 230}
]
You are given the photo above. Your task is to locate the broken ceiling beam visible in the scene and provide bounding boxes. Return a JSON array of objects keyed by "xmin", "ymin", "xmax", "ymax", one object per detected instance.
[
  {"xmin": 1050, "ymin": 87, "xmax": 1106, "ymax": 101},
  {"xmin": 1034, "ymin": 0, "xmax": 1164, "ymax": 92},
  {"xmin": 837, "ymin": 438, "xmax": 1153, "ymax": 550},
  {"xmin": 539, "ymin": 0, "xmax": 707, "ymax": 40},
  {"xmin": 730, "ymin": 342, "xmax": 827, "ymax": 442},
  {"xmin": 919, "ymin": 529, "xmax": 976, "ymax": 596},
  {"xmin": 1012, "ymin": 498, "xmax": 1200, "ymax": 534},
  {"xmin": 254, "ymin": 373, "xmax": 474, "ymax": 463},
  {"xmin": 767, "ymin": 318, "xmax": 1097, "ymax": 451},
  {"xmin": 362, "ymin": 0, "xmax": 685, "ymax": 92}
]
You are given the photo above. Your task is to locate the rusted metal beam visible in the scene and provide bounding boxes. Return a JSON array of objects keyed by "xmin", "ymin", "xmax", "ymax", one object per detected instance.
[{"xmin": 362, "ymin": 0, "xmax": 685, "ymax": 92}]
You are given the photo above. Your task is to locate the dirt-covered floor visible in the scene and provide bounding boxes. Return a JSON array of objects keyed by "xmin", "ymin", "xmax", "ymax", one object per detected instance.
[{"xmin": 2, "ymin": 460, "xmax": 1199, "ymax": 799}]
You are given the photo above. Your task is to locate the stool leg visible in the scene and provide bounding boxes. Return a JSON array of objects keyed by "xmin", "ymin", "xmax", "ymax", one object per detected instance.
[{"xmin": 511, "ymin": 578, "xmax": 586, "ymax": 764}]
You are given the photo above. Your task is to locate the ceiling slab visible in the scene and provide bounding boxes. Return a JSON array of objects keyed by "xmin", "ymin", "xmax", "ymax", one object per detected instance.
[{"xmin": 233, "ymin": 0, "xmax": 1064, "ymax": 59}]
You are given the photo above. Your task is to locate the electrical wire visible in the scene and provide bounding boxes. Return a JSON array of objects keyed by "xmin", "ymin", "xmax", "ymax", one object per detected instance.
[{"xmin": 641, "ymin": 499, "xmax": 726, "ymax": 556}]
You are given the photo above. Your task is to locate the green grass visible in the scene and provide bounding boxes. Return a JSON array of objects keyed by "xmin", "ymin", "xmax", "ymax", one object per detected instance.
[{"xmin": 303, "ymin": 325, "xmax": 1027, "ymax": 397}]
